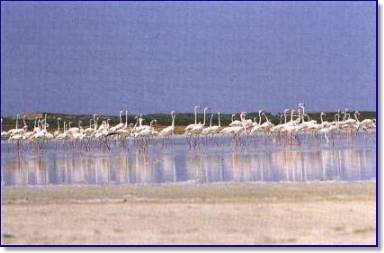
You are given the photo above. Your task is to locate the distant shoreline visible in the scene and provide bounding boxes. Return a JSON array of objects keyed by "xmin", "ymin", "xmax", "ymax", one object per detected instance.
[{"xmin": 1, "ymin": 111, "xmax": 377, "ymax": 132}]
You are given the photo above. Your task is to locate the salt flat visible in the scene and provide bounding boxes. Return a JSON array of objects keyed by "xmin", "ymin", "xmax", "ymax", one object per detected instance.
[{"xmin": 1, "ymin": 182, "xmax": 376, "ymax": 245}]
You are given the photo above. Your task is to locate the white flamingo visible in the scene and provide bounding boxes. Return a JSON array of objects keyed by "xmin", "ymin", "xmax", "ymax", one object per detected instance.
[
  {"xmin": 250, "ymin": 110, "xmax": 265, "ymax": 135},
  {"xmin": 8, "ymin": 114, "xmax": 25, "ymax": 136},
  {"xmin": 160, "ymin": 111, "xmax": 176, "ymax": 137},
  {"xmin": 207, "ymin": 112, "xmax": 222, "ymax": 135},
  {"xmin": 53, "ymin": 117, "xmax": 62, "ymax": 137},
  {"xmin": 185, "ymin": 106, "xmax": 200, "ymax": 134},
  {"xmin": 229, "ymin": 114, "xmax": 242, "ymax": 127},
  {"xmin": 110, "ymin": 110, "xmax": 125, "ymax": 132},
  {"xmin": 189, "ymin": 107, "xmax": 209, "ymax": 135}
]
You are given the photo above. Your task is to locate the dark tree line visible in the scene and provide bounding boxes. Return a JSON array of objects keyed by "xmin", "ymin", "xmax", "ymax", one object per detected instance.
[{"xmin": 1, "ymin": 111, "xmax": 376, "ymax": 131}]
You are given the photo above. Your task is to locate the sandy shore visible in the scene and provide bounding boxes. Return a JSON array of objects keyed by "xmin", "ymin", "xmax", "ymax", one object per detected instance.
[{"xmin": 1, "ymin": 182, "xmax": 376, "ymax": 245}]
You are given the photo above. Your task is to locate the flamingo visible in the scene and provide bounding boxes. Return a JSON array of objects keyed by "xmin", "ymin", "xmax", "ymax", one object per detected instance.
[
  {"xmin": 32, "ymin": 114, "xmax": 53, "ymax": 140},
  {"xmin": 185, "ymin": 106, "xmax": 200, "ymax": 134},
  {"xmin": 134, "ymin": 119, "xmax": 157, "ymax": 138},
  {"xmin": 95, "ymin": 119, "xmax": 110, "ymax": 139},
  {"xmin": 8, "ymin": 115, "xmax": 27, "ymax": 141},
  {"xmin": 358, "ymin": 112, "xmax": 376, "ymax": 131},
  {"xmin": 110, "ymin": 110, "xmax": 125, "ymax": 132},
  {"xmin": 201, "ymin": 113, "xmax": 214, "ymax": 136},
  {"xmin": 319, "ymin": 116, "xmax": 340, "ymax": 144},
  {"xmin": 340, "ymin": 110, "xmax": 359, "ymax": 133},
  {"xmin": 270, "ymin": 109, "xmax": 290, "ymax": 134},
  {"xmin": 240, "ymin": 112, "xmax": 253, "ymax": 131},
  {"xmin": 159, "ymin": 111, "xmax": 176, "ymax": 137},
  {"xmin": 8, "ymin": 114, "xmax": 25, "ymax": 136},
  {"xmin": 229, "ymin": 114, "xmax": 242, "ymax": 127},
  {"xmin": 32, "ymin": 117, "xmax": 40, "ymax": 133},
  {"xmin": 115, "ymin": 110, "xmax": 131, "ymax": 137},
  {"xmin": 67, "ymin": 121, "xmax": 80, "ymax": 134},
  {"xmin": 83, "ymin": 119, "xmax": 95, "ymax": 137},
  {"xmin": 53, "ymin": 117, "xmax": 62, "ymax": 137},
  {"xmin": 56, "ymin": 122, "xmax": 69, "ymax": 140},
  {"xmin": 134, "ymin": 118, "xmax": 157, "ymax": 138},
  {"xmin": 221, "ymin": 113, "xmax": 246, "ymax": 137},
  {"xmin": 250, "ymin": 110, "xmax": 265, "ymax": 135},
  {"xmin": 22, "ymin": 116, "xmax": 35, "ymax": 140},
  {"xmin": 9, "ymin": 132, "xmax": 24, "ymax": 141},
  {"xmin": 258, "ymin": 112, "xmax": 274, "ymax": 133},
  {"xmin": 320, "ymin": 112, "xmax": 331, "ymax": 127},
  {"xmin": 207, "ymin": 112, "xmax": 222, "ymax": 135},
  {"xmin": 189, "ymin": 107, "xmax": 209, "ymax": 135}
]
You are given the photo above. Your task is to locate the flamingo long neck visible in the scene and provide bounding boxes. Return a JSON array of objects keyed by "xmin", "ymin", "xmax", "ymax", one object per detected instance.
[
  {"xmin": 57, "ymin": 119, "xmax": 60, "ymax": 131},
  {"xmin": 125, "ymin": 111, "xmax": 128, "ymax": 127},
  {"xmin": 284, "ymin": 112, "xmax": 287, "ymax": 124},
  {"xmin": 301, "ymin": 106, "xmax": 305, "ymax": 116},
  {"xmin": 218, "ymin": 113, "xmax": 221, "ymax": 127},
  {"xmin": 209, "ymin": 114, "xmax": 213, "ymax": 127},
  {"xmin": 203, "ymin": 110, "xmax": 207, "ymax": 126},
  {"xmin": 320, "ymin": 114, "xmax": 324, "ymax": 124},
  {"xmin": 171, "ymin": 114, "xmax": 175, "ymax": 128},
  {"xmin": 194, "ymin": 108, "xmax": 197, "ymax": 125},
  {"xmin": 354, "ymin": 112, "xmax": 359, "ymax": 122},
  {"xmin": 15, "ymin": 115, "xmax": 19, "ymax": 129},
  {"xmin": 231, "ymin": 115, "xmax": 234, "ymax": 123},
  {"xmin": 264, "ymin": 113, "xmax": 269, "ymax": 123},
  {"xmin": 258, "ymin": 112, "xmax": 262, "ymax": 125},
  {"xmin": 290, "ymin": 111, "xmax": 294, "ymax": 122}
]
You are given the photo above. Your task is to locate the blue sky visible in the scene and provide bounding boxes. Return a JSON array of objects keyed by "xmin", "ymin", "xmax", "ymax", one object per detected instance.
[{"xmin": 1, "ymin": 1, "xmax": 376, "ymax": 115}]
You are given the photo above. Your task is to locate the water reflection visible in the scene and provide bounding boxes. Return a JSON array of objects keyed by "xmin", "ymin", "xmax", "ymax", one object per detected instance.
[{"xmin": 1, "ymin": 136, "xmax": 376, "ymax": 186}]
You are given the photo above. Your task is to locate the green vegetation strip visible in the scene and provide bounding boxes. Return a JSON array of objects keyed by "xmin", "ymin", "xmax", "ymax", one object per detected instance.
[{"xmin": 1, "ymin": 111, "xmax": 376, "ymax": 131}]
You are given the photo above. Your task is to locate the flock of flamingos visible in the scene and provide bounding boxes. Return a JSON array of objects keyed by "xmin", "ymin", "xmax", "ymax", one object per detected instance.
[{"xmin": 1, "ymin": 103, "xmax": 376, "ymax": 147}]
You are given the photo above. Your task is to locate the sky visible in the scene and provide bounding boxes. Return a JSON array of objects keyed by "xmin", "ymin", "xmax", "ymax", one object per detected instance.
[{"xmin": 1, "ymin": 1, "xmax": 376, "ymax": 115}]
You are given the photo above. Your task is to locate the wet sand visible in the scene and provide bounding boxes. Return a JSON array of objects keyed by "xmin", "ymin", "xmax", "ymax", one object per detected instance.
[{"xmin": 1, "ymin": 182, "xmax": 376, "ymax": 245}]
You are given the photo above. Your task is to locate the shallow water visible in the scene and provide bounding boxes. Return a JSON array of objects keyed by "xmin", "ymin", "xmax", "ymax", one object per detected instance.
[{"xmin": 1, "ymin": 134, "xmax": 376, "ymax": 186}]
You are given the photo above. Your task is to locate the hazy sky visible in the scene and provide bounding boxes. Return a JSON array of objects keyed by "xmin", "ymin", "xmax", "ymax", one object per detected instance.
[{"xmin": 1, "ymin": 1, "xmax": 376, "ymax": 115}]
